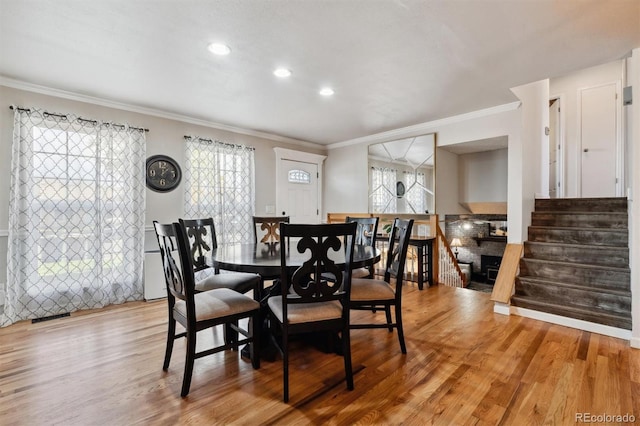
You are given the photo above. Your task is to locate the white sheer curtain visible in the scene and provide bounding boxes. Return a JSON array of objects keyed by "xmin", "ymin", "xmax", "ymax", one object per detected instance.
[
  {"xmin": 183, "ymin": 136, "xmax": 255, "ymax": 245},
  {"xmin": 370, "ymin": 166, "xmax": 397, "ymax": 213},
  {"xmin": 1, "ymin": 107, "xmax": 146, "ymax": 326},
  {"xmin": 404, "ymin": 170, "xmax": 427, "ymax": 214}
]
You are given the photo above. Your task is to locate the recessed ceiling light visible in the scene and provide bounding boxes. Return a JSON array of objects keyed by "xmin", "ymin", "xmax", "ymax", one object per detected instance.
[
  {"xmin": 208, "ymin": 42, "xmax": 231, "ymax": 55},
  {"xmin": 273, "ymin": 68, "xmax": 292, "ymax": 78},
  {"xmin": 319, "ymin": 87, "xmax": 334, "ymax": 96}
]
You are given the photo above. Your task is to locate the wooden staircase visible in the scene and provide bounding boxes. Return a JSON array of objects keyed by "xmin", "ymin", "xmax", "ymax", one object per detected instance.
[{"xmin": 511, "ymin": 197, "xmax": 631, "ymax": 329}]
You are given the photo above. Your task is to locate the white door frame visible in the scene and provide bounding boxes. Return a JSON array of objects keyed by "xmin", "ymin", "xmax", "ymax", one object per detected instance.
[
  {"xmin": 273, "ymin": 147, "xmax": 327, "ymax": 220},
  {"xmin": 577, "ymin": 80, "xmax": 623, "ymax": 197},
  {"xmin": 549, "ymin": 94, "xmax": 565, "ymax": 198}
]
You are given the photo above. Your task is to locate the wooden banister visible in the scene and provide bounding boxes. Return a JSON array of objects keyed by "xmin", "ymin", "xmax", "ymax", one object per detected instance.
[
  {"xmin": 490, "ymin": 243, "xmax": 523, "ymax": 303},
  {"xmin": 327, "ymin": 213, "xmax": 466, "ymax": 287},
  {"xmin": 433, "ymin": 220, "xmax": 465, "ymax": 287}
]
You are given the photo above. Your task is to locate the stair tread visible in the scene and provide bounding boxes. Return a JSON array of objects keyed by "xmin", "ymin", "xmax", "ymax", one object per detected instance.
[
  {"xmin": 533, "ymin": 210, "xmax": 627, "ymax": 214},
  {"xmin": 529, "ymin": 225, "xmax": 627, "ymax": 232},
  {"xmin": 522, "ymin": 257, "xmax": 630, "ymax": 272},
  {"xmin": 524, "ymin": 241, "xmax": 629, "ymax": 251},
  {"xmin": 511, "ymin": 295, "xmax": 632, "ymax": 320},
  {"xmin": 516, "ymin": 276, "xmax": 631, "ymax": 296}
]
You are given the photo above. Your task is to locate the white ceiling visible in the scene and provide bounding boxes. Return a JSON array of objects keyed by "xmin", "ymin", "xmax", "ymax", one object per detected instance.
[{"xmin": 1, "ymin": 0, "xmax": 638, "ymax": 145}]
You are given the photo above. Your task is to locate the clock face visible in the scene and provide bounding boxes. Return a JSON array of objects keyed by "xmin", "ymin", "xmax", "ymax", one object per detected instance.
[{"xmin": 146, "ymin": 155, "xmax": 182, "ymax": 192}]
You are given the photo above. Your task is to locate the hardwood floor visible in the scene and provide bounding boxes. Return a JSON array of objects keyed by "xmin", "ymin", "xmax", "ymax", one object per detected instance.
[{"xmin": 1, "ymin": 284, "xmax": 638, "ymax": 425}]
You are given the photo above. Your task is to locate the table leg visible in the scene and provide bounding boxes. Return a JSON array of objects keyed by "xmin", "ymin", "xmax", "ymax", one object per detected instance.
[
  {"xmin": 427, "ymin": 241, "xmax": 433, "ymax": 286},
  {"xmin": 417, "ymin": 245, "xmax": 424, "ymax": 290}
]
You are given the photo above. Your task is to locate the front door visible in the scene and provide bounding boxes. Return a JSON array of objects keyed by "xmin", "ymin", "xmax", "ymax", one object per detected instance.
[{"xmin": 277, "ymin": 159, "xmax": 320, "ymax": 224}]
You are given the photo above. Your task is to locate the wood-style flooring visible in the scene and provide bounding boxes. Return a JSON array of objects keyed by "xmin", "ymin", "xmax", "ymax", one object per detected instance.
[{"xmin": 1, "ymin": 284, "xmax": 638, "ymax": 425}]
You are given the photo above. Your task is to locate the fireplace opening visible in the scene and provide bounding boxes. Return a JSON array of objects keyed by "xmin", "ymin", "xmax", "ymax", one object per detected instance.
[{"xmin": 481, "ymin": 255, "xmax": 503, "ymax": 284}]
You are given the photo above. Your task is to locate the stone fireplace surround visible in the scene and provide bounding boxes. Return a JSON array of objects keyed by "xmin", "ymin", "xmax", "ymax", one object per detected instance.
[{"xmin": 445, "ymin": 214, "xmax": 507, "ymax": 282}]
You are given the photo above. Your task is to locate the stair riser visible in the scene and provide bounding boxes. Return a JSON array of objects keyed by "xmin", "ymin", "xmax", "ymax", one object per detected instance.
[
  {"xmin": 523, "ymin": 243, "xmax": 629, "ymax": 268},
  {"xmin": 528, "ymin": 228, "xmax": 627, "ymax": 246},
  {"xmin": 515, "ymin": 279, "xmax": 631, "ymax": 313},
  {"xmin": 510, "ymin": 297, "xmax": 632, "ymax": 329},
  {"xmin": 519, "ymin": 260, "xmax": 630, "ymax": 291},
  {"xmin": 534, "ymin": 198, "xmax": 627, "ymax": 212},
  {"xmin": 531, "ymin": 213, "xmax": 627, "ymax": 229}
]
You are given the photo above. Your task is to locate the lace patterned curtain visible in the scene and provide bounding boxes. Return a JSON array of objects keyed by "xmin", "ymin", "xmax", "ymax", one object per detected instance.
[
  {"xmin": 369, "ymin": 166, "xmax": 397, "ymax": 213},
  {"xmin": 183, "ymin": 136, "xmax": 255, "ymax": 245},
  {"xmin": 2, "ymin": 108, "xmax": 146, "ymax": 326}
]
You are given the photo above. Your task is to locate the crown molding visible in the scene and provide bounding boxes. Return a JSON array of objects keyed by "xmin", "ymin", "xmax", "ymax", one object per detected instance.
[
  {"xmin": 0, "ymin": 76, "xmax": 322, "ymax": 149},
  {"xmin": 327, "ymin": 101, "xmax": 521, "ymax": 150}
]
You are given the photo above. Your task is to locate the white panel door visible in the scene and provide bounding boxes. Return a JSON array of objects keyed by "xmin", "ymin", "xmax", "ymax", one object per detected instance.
[
  {"xmin": 277, "ymin": 159, "xmax": 319, "ymax": 224},
  {"xmin": 548, "ymin": 99, "xmax": 560, "ymax": 198},
  {"xmin": 580, "ymin": 83, "xmax": 619, "ymax": 198}
]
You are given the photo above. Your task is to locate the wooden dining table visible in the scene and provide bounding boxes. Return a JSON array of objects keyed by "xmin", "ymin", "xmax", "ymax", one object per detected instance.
[{"xmin": 210, "ymin": 241, "xmax": 381, "ymax": 284}]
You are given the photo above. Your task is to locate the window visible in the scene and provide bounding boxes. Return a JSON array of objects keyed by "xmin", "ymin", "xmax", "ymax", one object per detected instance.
[
  {"xmin": 3, "ymin": 108, "xmax": 146, "ymax": 326},
  {"xmin": 288, "ymin": 169, "xmax": 311, "ymax": 184},
  {"xmin": 184, "ymin": 137, "xmax": 255, "ymax": 244}
]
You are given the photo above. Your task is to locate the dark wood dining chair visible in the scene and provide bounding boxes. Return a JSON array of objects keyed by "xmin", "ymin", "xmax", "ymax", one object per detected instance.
[
  {"xmin": 179, "ymin": 217, "xmax": 262, "ymax": 346},
  {"xmin": 346, "ymin": 216, "xmax": 379, "ymax": 279},
  {"xmin": 153, "ymin": 221, "xmax": 260, "ymax": 397},
  {"xmin": 349, "ymin": 218, "xmax": 414, "ymax": 354},
  {"xmin": 252, "ymin": 216, "xmax": 290, "ymax": 244},
  {"xmin": 266, "ymin": 221, "xmax": 357, "ymax": 402},
  {"xmin": 252, "ymin": 216, "xmax": 290, "ymax": 295},
  {"xmin": 179, "ymin": 218, "xmax": 261, "ymax": 294}
]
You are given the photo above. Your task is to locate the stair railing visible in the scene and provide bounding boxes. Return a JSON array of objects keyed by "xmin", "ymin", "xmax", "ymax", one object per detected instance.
[{"xmin": 432, "ymin": 217, "xmax": 465, "ymax": 287}]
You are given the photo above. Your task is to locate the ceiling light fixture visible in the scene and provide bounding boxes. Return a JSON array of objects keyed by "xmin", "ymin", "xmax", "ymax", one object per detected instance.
[
  {"xmin": 273, "ymin": 68, "xmax": 292, "ymax": 78},
  {"xmin": 319, "ymin": 87, "xmax": 334, "ymax": 96},
  {"xmin": 208, "ymin": 42, "xmax": 231, "ymax": 55}
]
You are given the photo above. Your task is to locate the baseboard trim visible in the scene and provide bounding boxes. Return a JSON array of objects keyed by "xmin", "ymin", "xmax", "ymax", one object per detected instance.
[
  {"xmin": 511, "ymin": 306, "xmax": 632, "ymax": 341},
  {"xmin": 630, "ymin": 336, "xmax": 640, "ymax": 349},
  {"xmin": 493, "ymin": 302, "xmax": 511, "ymax": 315}
]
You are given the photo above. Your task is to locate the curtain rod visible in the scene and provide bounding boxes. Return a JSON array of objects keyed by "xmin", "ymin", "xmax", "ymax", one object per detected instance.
[
  {"xmin": 184, "ymin": 135, "xmax": 255, "ymax": 151},
  {"xmin": 9, "ymin": 106, "xmax": 149, "ymax": 133}
]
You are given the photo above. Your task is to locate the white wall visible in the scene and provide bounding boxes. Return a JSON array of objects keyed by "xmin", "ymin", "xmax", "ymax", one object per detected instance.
[
  {"xmin": 0, "ymin": 84, "xmax": 326, "ymax": 286},
  {"xmin": 550, "ymin": 60, "xmax": 625, "ymax": 197},
  {"xmin": 459, "ymin": 148, "xmax": 508, "ymax": 204},
  {"xmin": 627, "ymin": 48, "xmax": 640, "ymax": 348},
  {"xmin": 435, "ymin": 148, "xmax": 466, "ymax": 216},
  {"xmin": 323, "ymin": 143, "xmax": 369, "ymax": 216},
  {"xmin": 510, "ymin": 79, "xmax": 549, "ymax": 242}
]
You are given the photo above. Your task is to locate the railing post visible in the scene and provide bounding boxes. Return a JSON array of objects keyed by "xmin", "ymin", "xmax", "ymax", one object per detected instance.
[{"xmin": 430, "ymin": 214, "xmax": 439, "ymax": 284}]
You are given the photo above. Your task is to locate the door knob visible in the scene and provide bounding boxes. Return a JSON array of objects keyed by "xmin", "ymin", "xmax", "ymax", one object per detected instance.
[{"xmin": 583, "ymin": 148, "xmax": 589, "ymax": 153}]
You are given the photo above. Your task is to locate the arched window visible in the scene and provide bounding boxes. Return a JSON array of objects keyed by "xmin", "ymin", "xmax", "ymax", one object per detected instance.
[{"xmin": 288, "ymin": 169, "xmax": 311, "ymax": 184}]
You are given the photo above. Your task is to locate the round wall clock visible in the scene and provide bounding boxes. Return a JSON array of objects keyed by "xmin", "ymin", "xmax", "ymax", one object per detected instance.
[
  {"xmin": 146, "ymin": 155, "xmax": 182, "ymax": 192},
  {"xmin": 396, "ymin": 181, "xmax": 406, "ymax": 198}
]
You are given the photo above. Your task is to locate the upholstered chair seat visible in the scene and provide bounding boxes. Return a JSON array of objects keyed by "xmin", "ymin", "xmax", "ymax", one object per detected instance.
[
  {"xmin": 195, "ymin": 272, "xmax": 260, "ymax": 294},
  {"xmin": 267, "ymin": 297, "xmax": 342, "ymax": 324},
  {"xmin": 351, "ymin": 267, "xmax": 373, "ymax": 279},
  {"xmin": 174, "ymin": 288, "xmax": 260, "ymax": 323},
  {"xmin": 350, "ymin": 277, "xmax": 396, "ymax": 301}
]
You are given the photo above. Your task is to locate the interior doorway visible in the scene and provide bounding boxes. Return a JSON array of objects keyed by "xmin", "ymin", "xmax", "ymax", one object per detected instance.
[{"xmin": 548, "ymin": 97, "xmax": 562, "ymax": 198}]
